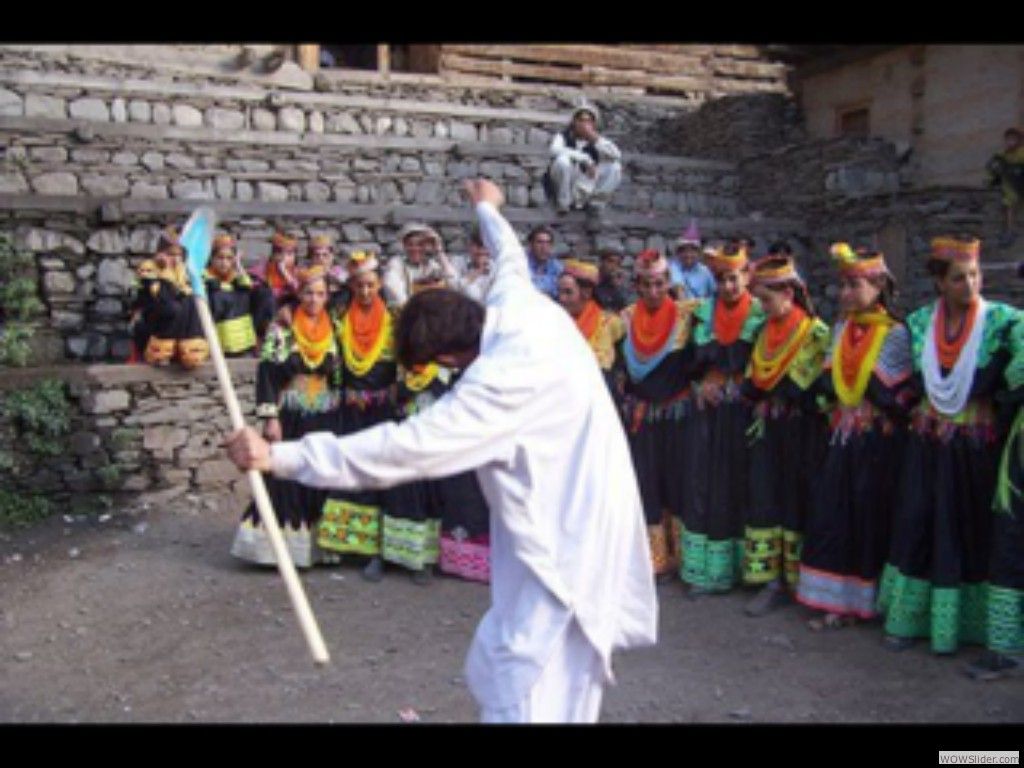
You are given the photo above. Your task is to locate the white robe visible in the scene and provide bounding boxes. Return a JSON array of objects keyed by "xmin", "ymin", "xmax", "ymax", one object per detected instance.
[{"xmin": 270, "ymin": 201, "xmax": 658, "ymax": 717}]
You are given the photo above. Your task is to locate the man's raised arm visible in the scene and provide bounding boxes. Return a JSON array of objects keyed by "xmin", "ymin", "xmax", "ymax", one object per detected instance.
[{"xmin": 465, "ymin": 179, "xmax": 530, "ymax": 299}]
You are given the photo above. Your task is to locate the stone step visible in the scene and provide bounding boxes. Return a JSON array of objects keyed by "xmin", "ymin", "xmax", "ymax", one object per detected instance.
[
  {"xmin": 0, "ymin": 115, "xmax": 730, "ymax": 172},
  {"xmin": 0, "ymin": 114, "xmax": 739, "ymax": 220},
  {"xmin": 0, "ymin": 193, "xmax": 802, "ymax": 240}
]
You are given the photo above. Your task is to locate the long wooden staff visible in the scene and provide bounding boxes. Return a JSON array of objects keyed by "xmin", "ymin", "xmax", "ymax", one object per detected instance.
[{"xmin": 180, "ymin": 207, "xmax": 330, "ymax": 666}]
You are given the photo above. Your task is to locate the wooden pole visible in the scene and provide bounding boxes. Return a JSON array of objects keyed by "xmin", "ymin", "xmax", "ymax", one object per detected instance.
[
  {"xmin": 194, "ymin": 296, "xmax": 331, "ymax": 666},
  {"xmin": 378, "ymin": 44, "xmax": 390, "ymax": 77},
  {"xmin": 297, "ymin": 44, "xmax": 320, "ymax": 74}
]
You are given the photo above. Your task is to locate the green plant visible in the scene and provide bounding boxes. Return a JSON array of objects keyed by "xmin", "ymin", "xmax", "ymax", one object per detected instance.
[
  {"xmin": 0, "ymin": 378, "xmax": 72, "ymax": 456},
  {"xmin": 95, "ymin": 464, "xmax": 121, "ymax": 490},
  {"xmin": 0, "ymin": 489, "xmax": 52, "ymax": 529},
  {"xmin": 0, "ymin": 231, "xmax": 44, "ymax": 368}
]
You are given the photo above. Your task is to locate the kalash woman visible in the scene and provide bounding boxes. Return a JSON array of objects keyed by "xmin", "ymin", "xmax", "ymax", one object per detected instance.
[
  {"xmin": 204, "ymin": 234, "xmax": 261, "ymax": 358},
  {"xmin": 317, "ymin": 251, "xmax": 400, "ymax": 582},
  {"xmin": 129, "ymin": 226, "xmax": 210, "ymax": 369},
  {"xmin": 681, "ymin": 242, "xmax": 765, "ymax": 598},
  {"xmin": 556, "ymin": 258, "xmax": 626, "ymax": 397},
  {"xmin": 795, "ymin": 244, "xmax": 914, "ymax": 629},
  {"xmin": 386, "ymin": 352, "xmax": 492, "ymax": 585},
  {"xmin": 741, "ymin": 254, "xmax": 831, "ymax": 616},
  {"xmin": 619, "ymin": 249, "xmax": 699, "ymax": 580},
  {"xmin": 230, "ymin": 265, "xmax": 340, "ymax": 568},
  {"xmin": 878, "ymin": 236, "xmax": 1023, "ymax": 654}
]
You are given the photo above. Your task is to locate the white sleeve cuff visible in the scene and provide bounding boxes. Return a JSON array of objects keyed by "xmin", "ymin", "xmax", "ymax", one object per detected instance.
[{"xmin": 270, "ymin": 440, "xmax": 305, "ymax": 479}]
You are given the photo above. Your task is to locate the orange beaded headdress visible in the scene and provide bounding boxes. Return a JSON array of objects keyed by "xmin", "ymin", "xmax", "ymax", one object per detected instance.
[
  {"xmin": 271, "ymin": 231, "xmax": 298, "ymax": 251},
  {"xmin": 634, "ymin": 249, "xmax": 669, "ymax": 279},
  {"xmin": 930, "ymin": 236, "xmax": 981, "ymax": 263},
  {"xmin": 751, "ymin": 255, "xmax": 803, "ymax": 287},
  {"xmin": 705, "ymin": 244, "xmax": 748, "ymax": 275},
  {"xmin": 212, "ymin": 234, "xmax": 236, "ymax": 253},
  {"xmin": 830, "ymin": 242, "xmax": 891, "ymax": 278},
  {"xmin": 347, "ymin": 250, "xmax": 379, "ymax": 277},
  {"xmin": 564, "ymin": 259, "xmax": 600, "ymax": 285}
]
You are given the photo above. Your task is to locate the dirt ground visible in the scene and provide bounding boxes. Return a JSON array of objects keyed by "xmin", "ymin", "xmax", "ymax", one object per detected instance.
[{"xmin": 0, "ymin": 491, "xmax": 1022, "ymax": 726}]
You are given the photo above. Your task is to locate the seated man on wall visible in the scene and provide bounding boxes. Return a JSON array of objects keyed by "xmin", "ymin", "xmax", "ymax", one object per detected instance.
[
  {"xmin": 545, "ymin": 102, "xmax": 623, "ymax": 215},
  {"xmin": 987, "ymin": 127, "xmax": 1024, "ymax": 247}
]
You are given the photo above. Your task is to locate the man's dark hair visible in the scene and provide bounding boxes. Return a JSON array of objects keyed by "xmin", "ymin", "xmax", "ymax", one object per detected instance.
[
  {"xmin": 767, "ymin": 240, "xmax": 792, "ymax": 256},
  {"xmin": 528, "ymin": 225, "xmax": 554, "ymax": 244},
  {"xmin": 396, "ymin": 288, "xmax": 485, "ymax": 367}
]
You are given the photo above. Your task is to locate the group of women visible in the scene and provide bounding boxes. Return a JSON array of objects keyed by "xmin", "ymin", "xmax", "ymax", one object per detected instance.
[
  {"xmin": 130, "ymin": 225, "xmax": 491, "ymax": 586},
  {"xmin": 555, "ymin": 234, "xmax": 1023, "ymax": 680},
  {"xmin": 129, "ymin": 219, "xmax": 1023, "ymax": 679}
]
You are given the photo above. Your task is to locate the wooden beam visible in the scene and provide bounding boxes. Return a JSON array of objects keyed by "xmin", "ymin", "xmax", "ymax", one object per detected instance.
[
  {"xmin": 377, "ymin": 44, "xmax": 390, "ymax": 77},
  {"xmin": 297, "ymin": 44, "xmax": 320, "ymax": 74},
  {"xmin": 441, "ymin": 43, "xmax": 704, "ymax": 75}
]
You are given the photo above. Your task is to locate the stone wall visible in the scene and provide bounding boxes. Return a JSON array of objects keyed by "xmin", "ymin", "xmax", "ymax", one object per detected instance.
[
  {"xmin": 736, "ymin": 135, "xmax": 1019, "ymax": 321},
  {"xmin": 667, "ymin": 93, "xmax": 807, "ymax": 161},
  {"xmin": 0, "ymin": 361, "xmax": 255, "ymax": 512}
]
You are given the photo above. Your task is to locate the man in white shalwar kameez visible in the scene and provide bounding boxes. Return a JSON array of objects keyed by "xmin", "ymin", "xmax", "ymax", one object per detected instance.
[{"xmin": 225, "ymin": 179, "xmax": 658, "ymax": 723}]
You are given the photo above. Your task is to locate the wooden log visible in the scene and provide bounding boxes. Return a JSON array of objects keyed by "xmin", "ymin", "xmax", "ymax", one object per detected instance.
[
  {"xmin": 441, "ymin": 43, "xmax": 704, "ymax": 75},
  {"xmin": 297, "ymin": 44, "xmax": 320, "ymax": 74},
  {"xmin": 378, "ymin": 44, "xmax": 390, "ymax": 76}
]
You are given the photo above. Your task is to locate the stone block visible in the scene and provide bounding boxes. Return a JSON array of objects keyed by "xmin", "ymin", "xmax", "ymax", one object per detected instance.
[
  {"xmin": 434, "ymin": 121, "xmax": 449, "ymax": 139},
  {"xmin": 252, "ymin": 108, "xmax": 276, "ymax": 131},
  {"xmin": 450, "ymin": 122, "xmax": 477, "ymax": 142},
  {"xmin": 415, "ymin": 181, "xmax": 444, "ymax": 205},
  {"xmin": 393, "ymin": 117, "xmax": 409, "ymax": 137},
  {"xmin": 333, "ymin": 183, "xmax": 355, "ymax": 203},
  {"xmin": 194, "ymin": 460, "xmax": 239, "ymax": 486},
  {"xmin": 172, "ymin": 104, "xmax": 203, "ymax": 128},
  {"xmin": 479, "ymin": 161, "xmax": 504, "ymax": 179},
  {"xmin": 82, "ymin": 389, "xmax": 130, "ymax": 415},
  {"xmin": 140, "ymin": 151, "xmax": 164, "ymax": 171},
  {"xmin": 527, "ymin": 128, "xmax": 551, "ymax": 146},
  {"xmin": 529, "ymin": 185, "xmax": 547, "ymax": 206},
  {"xmin": 82, "ymin": 174, "xmax": 130, "ymax": 197},
  {"xmin": 131, "ymin": 181, "xmax": 168, "ymax": 199},
  {"xmin": 410, "ymin": 120, "xmax": 432, "ymax": 139},
  {"xmin": 24, "ymin": 94, "xmax": 65, "ymax": 119},
  {"xmin": 278, "ymin": 106, "xmax": 306, "ymax": 133},
  {"xmin": 171, "ymin": 180, "xmax": 211, "ymax": 200},
  {"xmin": 143, "ymin": 425, "xmax": 189, "ymax": 452},
  {"xmin": 43, "ymin": 271, "xmax": 76, "ymax": 294},
  {"xmin": 308, "ymin": 111, "xmax": 324, "ymax": 134},
  {"xmin": 399, "ymin": 156, "xmax": 422, "ymax": 173},
  {"xmin": 111, "ymin": 98, "xmax": 127, "ymax": 123},
  {"xmin": 508, "ymin": 185, "xmax": 529, "ymax": 208},
  {"xmin": 92, "ymin": 298, "xmax": 123, "ymax": 317},
  {"xmin": 0, "ymin": 172, "xmax": 29, "ymax": 194},
  {"xmin": 96, "ymin": 257, "xmax": 133, "ymax": 293},
  {"xmin": 89, "ymin": 231, "xmax": 128, "ymax": 255},
  {"xmin": 257, "ymin": 182, "xmax": 290, "ymax": 202},
  {"xmin": 236, "ymin": 181, "xmax": 253, "ymax": 201},
  {"xmin": 207, "ymin": 107, "xmax": 245, "ymax": 131},
  {"xmin": 71, "ymin": 148, "xmax": 109, "ymax": 163},
  {"xmin": 489, "ymin": 126, "xmax": 514, "ymax": 144},
  {"xmin": 375, "ymin": 116, "xmax": 393, "ymax": 135},
  {"xmin": 215, "ymin": 176, "xmax": 235, "ymax": 200},
  {"xmin": 51, "ymin": 310, "xmax": 84, "ymax": 330},
  {"xmin": 326, "ymin": 112, "xmax": 360, "ymax": 134},
  {"xmin": 112, "ymin": 151, "xmax": 139, "ymax": 166},
  {"xmin": 304, "ymin": 181, "xmax": 331, "ymax": 202},
  {"xmin": 166, "ymin": 153, "xmax": 196, "ymax": 170},
  {"xmin": 341, "ymin": 223, "xmax": 374, "ymax": 242},
  {"xmin": 152, "ymin": 103, "xmax": 172, "ymax": 125},
  {"xmin": 128, "ymin": 100, "xmax": 151, "ymax": 122},
  {"xmin": 31, "ymin": 172, "xmax": 79, "ymax": 196},
  {"xmin": 69, "ymin": 98, "xmax": 110, "ymax": 122}
]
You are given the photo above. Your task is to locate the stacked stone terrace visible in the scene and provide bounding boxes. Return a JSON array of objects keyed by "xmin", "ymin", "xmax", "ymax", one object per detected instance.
[{"xmin": 0, "ymin": 45, "xmax": 803, "ymax": 363}]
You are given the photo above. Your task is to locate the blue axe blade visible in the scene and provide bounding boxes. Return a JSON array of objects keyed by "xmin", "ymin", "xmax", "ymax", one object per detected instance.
[{"xmin": 180, "ymin": 206, "xmax": 218, "ymax": 299}]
